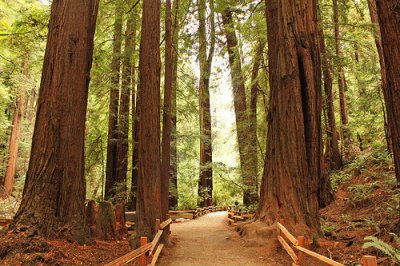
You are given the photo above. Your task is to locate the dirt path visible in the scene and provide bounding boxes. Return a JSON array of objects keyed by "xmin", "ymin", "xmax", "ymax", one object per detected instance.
[{"xmin": 157, "ymin": 211, "xmax": 291, "ymax": 266}]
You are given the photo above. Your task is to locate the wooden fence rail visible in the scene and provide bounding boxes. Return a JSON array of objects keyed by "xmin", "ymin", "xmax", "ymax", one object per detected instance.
[
  {"xmin": 105, "ymin": 217, "xmax": 172, "ymax": 266},
  {"xmin": 277, "ymin": 221, "xmax": 377, "ymax": 266}
]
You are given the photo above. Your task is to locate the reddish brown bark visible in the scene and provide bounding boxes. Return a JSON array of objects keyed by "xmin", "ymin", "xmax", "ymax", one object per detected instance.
[
  {"xmin": 222, "ymin": 8, "xmax": 258, "ymax": 205},
  {"xmin": 375, "ymin": 0, "xmax": 400, "ymax": 182},
  {"xmin": 317, "ymin": 8, "xmax": 342, "ymax": 170},
  {"xmin": 367, "ymin": 0, "xmax": 392, "ymax": 153},
  {"xmin": 161, "ymin": 0, "xmax": 173, "ymax": 218},
  {"xmin": 2, "ymin": 58, "xmax": 28, "ymax": 198},
  {"xmin": 12, "ymin": 0, "xmax": 99, "ymax": 244},
  {"xmin": 198, "ymin": 0, "xmax": 215, "ymax": 207},
  {"xmin": 105, "ymin": 3, "xmax": 123, "ymax": 201},
  {"xmin": 135, "ymin": 0, "xmax": 162, "ymax": 242},
  {"xmin": 256, "ymin": 0, "xmax": 322, "ymax": 235}
]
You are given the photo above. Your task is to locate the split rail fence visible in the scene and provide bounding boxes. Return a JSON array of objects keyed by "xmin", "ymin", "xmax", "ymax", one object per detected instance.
[
  {"xmin": 277, "ymin": 221, "xmax": 378, "ymax": 266},
  {"xmin": 105, "ymin": 217, "xmax": 172, "ymax": 266}
]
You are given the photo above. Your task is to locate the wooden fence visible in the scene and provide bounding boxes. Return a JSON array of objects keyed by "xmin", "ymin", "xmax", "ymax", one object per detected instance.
[
  {"xmin": 277, "ymin": 221, "xmax": 377, "ymax": 266},
  {"xmin": 105, "ymin": 217, "xmax": 172, "ymax": 266}
]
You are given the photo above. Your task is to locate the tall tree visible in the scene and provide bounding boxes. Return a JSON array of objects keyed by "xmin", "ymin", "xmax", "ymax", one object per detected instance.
[
  {"xmin": 161, "ymin": 0, "xmax": 173, "ymax": 218},
  {"xmin": 12, "ymin": 0, "xmax": 99, "ymax": 243},
  {"xmin": 135, "ymin": 0, "xmax": 162, "ymax": 240},
  {"xmin": 367, "ymin": 0, "xmax": 391, "ymax": 153},
  {"xmin": 222, "ymin": 8, "xmax": 258, "ymax": 205},
  {"xmin": 169, "ymin": 0, "xmax": 180, "ymax": 209},
  {"xmin": 333, "ymin": 0, "xmax": 350, "ymax": 140},
  {"xmin": 198, "ymin": 0, "xmax": 215, "ymax": 207},
  {"xmin": 105, "ymin": 2, "xmax": 123, "ymax": 200},
  {"xmin": 115, "ymin": 8, "xmax": 136, "ymax": 203},
  {"xmin": 1, "ymin": 57, "xmax": 29, "ymax": 198},
  {"xmin": 374, "ymin": 0, "xmax": 400, "ymax": 183},
  {"xmin": 255, "ymin": 0, "xmax": 322, "ymax": 235},
  {"xmin": 318, "ymin": 6, "xmax": 342, "ymax": 170}
]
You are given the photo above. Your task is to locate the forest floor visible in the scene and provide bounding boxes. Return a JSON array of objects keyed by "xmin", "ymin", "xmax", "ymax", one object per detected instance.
[{"xmin": 158, "ymin": 211, "xmax": 291, "ymax": 265}]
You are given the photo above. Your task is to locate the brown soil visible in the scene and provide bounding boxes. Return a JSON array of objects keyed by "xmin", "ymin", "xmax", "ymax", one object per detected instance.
[
  {"xmin": 158, "ymin": 211, "xmax": 292, "ymax": 265},
  {"xmin": 0, "ymin": 231, "xmax": 132, "ymax": 265}
]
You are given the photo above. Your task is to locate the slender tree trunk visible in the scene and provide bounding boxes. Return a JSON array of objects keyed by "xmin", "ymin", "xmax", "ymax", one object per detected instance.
[
  {"xmin": 333, "ymin": 0, "xmax": 349, "ymax": 140},
  {"xmin": 161, "ymin": 0, "xmax": 173, "ymax": 218},
  {"xmin": 105, "ymin": 3, "xmax": 123, "ymax": 201},
  {"xmin": 222, "ymin": 8, "xmax": 258, "ymax": 205},
  {"xmin": 318, "ymin": 7, "xmax": 342, "ymax": 170},
  {"xmin": 198, "ymin": 0, "xmax": 215, "ymax": 207},
  {"xmin": 255, "ymin": 0, "xmax": 322, "ymax": 236},
  {"xmin": 12, "ymin": 0, "xmax": 99, "ymax": 244},
  {"xmin": 375, "ymin": 0, "xmax": 400, "ymax": 183},
  {"xmin": 169, "ymin": 0, "xmax": 180, "ymax": 209},
  {"xmin": 135, "ymin": 0, "xmax": 162, "ymax": 242},
  {"xmin": 115, "ymin": 10, "xmax": 135, "ymax": 203},
  {"xmin": 367, "ymin": 0, "xmax": 392, "ymax": 153},
  {"xmin": 1, "ymin": 58, "xmax": 29, "ymax": 198}
]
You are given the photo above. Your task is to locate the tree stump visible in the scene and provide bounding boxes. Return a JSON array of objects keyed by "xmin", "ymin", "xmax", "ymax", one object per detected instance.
[
  {"xmin": 115, "ymin": 203, "xmax": 127, "ymax": 237},
  {"xmin": 86, "ymin": 200, "xmax": 97, "ymax": 237},
  {"xmin": 96, "ymin": 201, "xmax": 120, "ymax": 240}
]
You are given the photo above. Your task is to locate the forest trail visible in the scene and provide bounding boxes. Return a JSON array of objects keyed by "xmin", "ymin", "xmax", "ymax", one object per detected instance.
[{"xmin": 157, "ymin": 211, "xmax": 291, "ymax": 266}]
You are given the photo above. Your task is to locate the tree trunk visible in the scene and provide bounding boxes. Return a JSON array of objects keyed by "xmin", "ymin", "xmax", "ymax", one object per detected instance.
[
  {"xmin": 12, "ymin": 0, "xmax": 99, "ymax": 244},
  {"xmin": 169, "ymin": 0, "xmax": 180, "ymax": 210},
  {"xmin": 161, "ymin": 0, "xmax": 173, "ymax": 218},
  {"xmin": 367, "ymin": 0, "xmax": 392, "ymax": 153},
  {"xmin": 105, "ymin": 3, "xmax": 123, "ymax": 201},
  {"xmin": 198, "ymin": 0, "xmax": 215, "ymax": 207},
  {"xmin": 135, "ymin": 0, "xmax": 162, "ymax": 242},
  {"xmin": 115, "ymin": 10, "xmax": 136, "ymax": 203},
  {"xmin": 255, "ymin": 0, "xmax": 322, "ymax": 236},
  {"xmin": 222, "ymin": 8, "xmax": 258, "ymax": 205},
  {"xmin": 375, "ymin": 0, "xmax": 400, "ymax": 183},
  {"xmin": 1, "ymin": 58, "xmax": 28, "ymax": 198},
  {"xmin": 96, "ymin": 201, "xmax": 119, "ymax": 240},
  {"xmin": 318, "ymin": 7, "xmax": 342, "ymax": 170},
  {"xmin": 333, "ymin": 0, "xmax": 350, "ymax": 140}
]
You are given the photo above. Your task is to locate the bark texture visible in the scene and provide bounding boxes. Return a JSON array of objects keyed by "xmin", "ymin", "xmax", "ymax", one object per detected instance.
[
  {"xmin": 256, "ymin": 0, "xmax": 322, "ymax": 236},
  {"xmin": 12, "ymin": 0, "xmax": 99, "ymax": 244},
  {"xmin": 105, "ymin": 3, "xmax": 123, "ymax": 201},
  {"xmin": 222, "ymin": 9, "xmax": 258, "ymax": 205},
  {"xmin": 135, "ymin": 0, "xmax": 162, "ymax": 242},
  {"xmin": 375, "ymin": 0, "xmax": 400, "ymax": 182},
  {"xmin": 198, "ymin": 0, "xmax": 215, "ymax": 207}
]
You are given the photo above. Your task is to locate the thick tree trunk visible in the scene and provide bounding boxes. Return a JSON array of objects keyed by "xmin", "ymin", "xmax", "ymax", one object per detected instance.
[
  {"xmin": 115, "ymin": 11, "xmax": 136, "ymax": 203},
  {"xmin": 169, "ymin": 0, "xmax": 180, "ymax": 210},
  {"xmin": 198, "ymin": 0, "xmax": 215, "ymax": 208},
  {"xmin": 12, "ymin": 0, "xmax": 99, "ymax": 244},
  {"xmin": 222, "ymin": 9, "xmax": 258, "ymax": 205},
  {"xmin": 105, "ymin": 3, "xmax": 123, "ymax": 201},
  {"xmin": 333, "ymin": 0, "xmax": 350, "ymax": 140},
  {"xmin": 135, "ymin": 0, "xmax": 162, "ymax": 242},
  {"xmin": 1, "ymin": 58, "xmax": 28, "ymax": 198},
  {"xmin": 375, "ymin": 0, "xmax": 400, "ymax": 183},
  {"xmin": 96, "ymin": 201, "xmax": 119, "ymax": 240},
  {"xmin": 317, "ymin": 8, "xmax": 342, "ymax": 170},
  {"xmin": 367, "ymin": 0, "xmax": 392, "ymax": 153},
  {"xmin": 255, "ymin": 0, "xmax": 322, "ymax": 236},
  {"xmin": 161, "ymin": 0, "xmax": 173, "ymax": 218}
]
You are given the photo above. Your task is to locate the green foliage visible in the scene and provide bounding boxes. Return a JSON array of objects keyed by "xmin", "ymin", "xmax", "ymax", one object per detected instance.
[
  {"xmin": 331, "ymin": 172, "xmax": 351, "ymax": 191},
  {"xmin": 363, "ymin": 235, "xmax": 400, "ymax": 263},
  {"xmin": 348, "ymin": 182, "xmax": 378, "ymax": 207}
]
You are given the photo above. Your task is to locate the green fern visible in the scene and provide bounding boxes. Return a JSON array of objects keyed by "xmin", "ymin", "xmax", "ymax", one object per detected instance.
[{"xmin": 363, "ymin": 235, "xmax": 400, "ymax": 263}]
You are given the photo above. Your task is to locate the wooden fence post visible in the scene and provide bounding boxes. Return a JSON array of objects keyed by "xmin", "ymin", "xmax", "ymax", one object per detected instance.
[
  {"xmin": 140, "ymin": 237, "xmax": 148, "ymax": 266},
  {"xmin": 155, "ymin": 219, "xmax": 161, "ymax": 231},
  {"xmin": 362, "ymin": 255, "xmax": 377, "ymax": 266},
  {"xmin": 297, "ymin": 236, "xmax": 305, "ymax": 266},
  {"xmin": 166, "ymin": 214, "xmax": 171, "ymax": 235}
]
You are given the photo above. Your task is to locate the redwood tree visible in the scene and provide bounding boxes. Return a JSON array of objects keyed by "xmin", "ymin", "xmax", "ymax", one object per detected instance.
[
  {"xmin": 135, "ymin": 0, "xmax": 162, "ymax": 240},
  {"xmin": 12, "ymin": 0, "xmax": 99, "ymax": 244},
  {"xmin": 198, "ymin": 0, "xmax": 215, "ymax": 207},
  {"xmin": 375, "ymin": 0, "xmax": 400, "ymax": 183},
  {"xmin": 105, "ymin": 3, "xmax": 123, "ymax": 201},
  {"xmin": 255, "ymin": 0, "xmax": 322, "ymax": 235}
]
